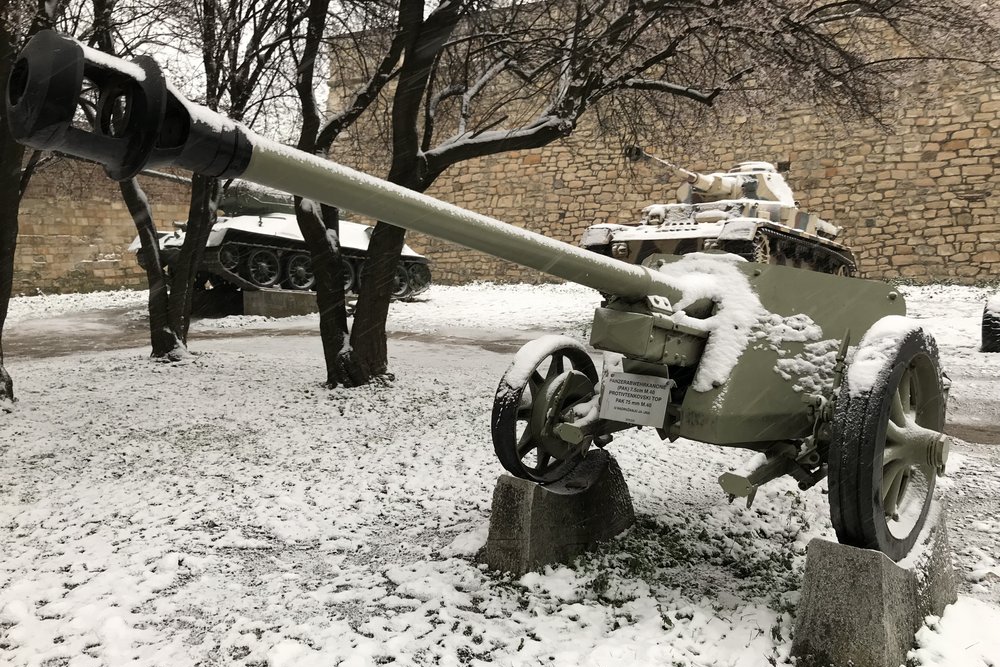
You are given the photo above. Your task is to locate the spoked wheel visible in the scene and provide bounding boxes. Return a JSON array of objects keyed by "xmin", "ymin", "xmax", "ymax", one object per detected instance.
[
  {"xmin": 218, "ymin": 243, "xmax": 240, "ymax": 272},
  {"xmin": 392, "ymin": 265, "xmax": 411, "ymax": 299},
  {"xmin": 492, "ymin": 336, "xmax": 599, "ymax": 483},
  {"xmin": 829, "ymin": 324, "xmax": 948, "ymax": 561},
  {"xmin": 719, "ymin": 232, "xmax": 769, "ymax": 264},
  {"xmin": 407, "ymin": 262, "xmax": 432, "ymax": 296},
  {"xmin": 750, "ymin": 232, "xmax": 770, "ymax": 264},
  {"xmin": 827, "ymin": 256, "xmax": 855, "ymax": 277},
  {"xmin": 244, "ymin": 248, "xmax": 281, "ymax": 287},
  {"xmin": 284, "ymin": 253, "xmax": 315, "ymax": 290}
]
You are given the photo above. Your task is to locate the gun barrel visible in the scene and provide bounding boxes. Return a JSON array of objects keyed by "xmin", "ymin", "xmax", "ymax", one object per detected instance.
[
  {"xmin": 644, "ymin": 153, "xmax": 740, "ymax": 196},
  {"xmin": 242, "ymin": 141, "xmax": 673, "ymax": 299},
  {"xmin": 7, "ymin": 31, "xmax": 681, "ymax": 301}
]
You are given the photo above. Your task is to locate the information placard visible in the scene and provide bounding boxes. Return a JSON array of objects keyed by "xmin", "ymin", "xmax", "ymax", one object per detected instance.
[{"xmin": 598, "ymin": 371, "xmax": 671, "ymax": 427}]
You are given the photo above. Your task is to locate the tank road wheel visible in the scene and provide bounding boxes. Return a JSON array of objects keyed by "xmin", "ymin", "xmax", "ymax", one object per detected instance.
[
  {"xmin": 750, "ymin": 232, "xmax": 770, "ymax": 264},
  {"xmin": 407, "ymin": 262, "xmax": 432, "ymax": 296},
  {"xmin": 719, "ymin": 233, "xmax": 770, "ymax": 264},
  {"xmin": 492, "ymin": 337, "xmax": 599, "ymax": 484},
  {"xmin": 218, "ymin": 243, "xmax": 240, "ymax": 272},
  {"xmin": 355, "ymin": 262, "xmax": 410, "ymax": 298},
  {"xmin": 343, "ymin": 259, "xmax": 357, "ymax": 294},
  {"xmin": 284, "ymin": 253, "xmax": 315, "ymax": 290},
  {"xmin": 392, "ymin": 265, "xmax": 412, "ymax": 299},
  {"xmin": 244, "ymin": 248, "xmax": 281, "ymax": 287},
  {"xmin": 829, "ymin": 325, "xmax": 948, "ymax": 561}
]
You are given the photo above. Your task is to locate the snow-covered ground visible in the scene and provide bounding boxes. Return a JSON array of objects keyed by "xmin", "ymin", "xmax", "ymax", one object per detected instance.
[{"xmin": 1, "ymin": 282, "xmax": 999, "ymax": 666}]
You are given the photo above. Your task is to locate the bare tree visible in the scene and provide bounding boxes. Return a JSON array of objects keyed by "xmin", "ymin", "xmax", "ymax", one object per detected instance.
[
  {"xmin": 0, "ymin": 1, "xmax": 81, "ymax": 408},
  {"xmin": 101, "ymin": 0, "xmax": 297, "ymax": 360},
  {"xmin": 284, "ymin": 0, "xmax": 413, "ymax": 386},
  {"xmin": 310, "ymin": 0, "xmax": 997, "ymax": 386}
]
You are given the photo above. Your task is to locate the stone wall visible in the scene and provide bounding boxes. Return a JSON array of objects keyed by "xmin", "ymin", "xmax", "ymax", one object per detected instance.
[
  {"xmin": 403, "ymin": 67, "xmax": 999, "ymax": 285},
  {"xmin": 13, "ymin": 162, "xmax": 190, "ymax": 294}
]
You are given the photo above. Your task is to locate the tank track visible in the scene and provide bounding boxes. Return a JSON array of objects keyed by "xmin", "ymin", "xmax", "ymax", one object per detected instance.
[
  {"xmin": 720, "ymin": 227, "xmax": 856, "ymax": 276},
  {"xmin": 199, "ymin": 239, "xmax": 430, "ymax": 298}
]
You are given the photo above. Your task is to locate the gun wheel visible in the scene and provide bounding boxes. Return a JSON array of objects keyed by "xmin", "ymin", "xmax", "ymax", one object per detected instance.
[
  {"xmin": 829, "ymin": 325, "xmax": 947, "ymax": 561},
  {"xmin": 492, "ymin": 337, "xmax": 599, "ymax": 484}
]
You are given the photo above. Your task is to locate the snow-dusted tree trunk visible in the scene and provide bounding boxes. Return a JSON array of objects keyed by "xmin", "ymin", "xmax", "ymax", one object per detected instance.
[
  {"xmin": 332, "ymin": 0, "xmax": 463, "ymax": 386},
  {"xmin": 0, "ymin": 12, "xmax": 28, "ymax": 408},
  {"xmin": 0, "ymin": 136, "xmax": 18, "ymax": 406},
  {"xmin": 293, "ymin": 198, "xmax": 357, "ymax": 386},
  {"xmin": 168, "ymin": 174, "xmax": 218, "ymax": 345},
  {"xmin": 119, "ymin": 178, "xmax": 187, "ymax": 360}
]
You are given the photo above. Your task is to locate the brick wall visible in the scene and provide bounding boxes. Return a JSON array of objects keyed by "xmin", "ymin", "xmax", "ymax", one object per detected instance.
[{"xmin": 13, "ymin": 161, "xmax": 189, "ymax": 294}]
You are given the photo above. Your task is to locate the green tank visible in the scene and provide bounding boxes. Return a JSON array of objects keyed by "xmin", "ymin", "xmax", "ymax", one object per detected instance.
[
  {"xmin": 581, "ymin": 152, "xmax": 856, "ymax": 275},
  {"xmin": 7, "ymin": 31, "xmax": 951, "ymax": 561}
]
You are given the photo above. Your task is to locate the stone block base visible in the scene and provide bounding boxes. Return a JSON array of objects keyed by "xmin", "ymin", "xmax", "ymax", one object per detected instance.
[
  {"xmin": 480, "ymin": 450, "xmax": 634, "ymax": 576},
  {"xmin": 243, "ymin": 289, "xmax": 318, "ymax": 317},
  {"xmin": 792, "ymin": 505, "xmax": 957, "ymax": 667}
]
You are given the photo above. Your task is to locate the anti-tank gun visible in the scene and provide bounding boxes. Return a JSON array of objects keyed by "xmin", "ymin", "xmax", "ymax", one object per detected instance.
[
  {"xmin": 582, "ymin": 149, "xmax": 856, "ymax": 275},
  {"xmin": 8, "ymin": 31, "xmax": 952, "ymax": 561}
]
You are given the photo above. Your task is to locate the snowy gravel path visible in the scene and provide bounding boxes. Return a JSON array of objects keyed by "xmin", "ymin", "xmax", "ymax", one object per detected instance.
[{"xmin": 0, "ymin": 282, "xmax": 998, "ymax": 666}]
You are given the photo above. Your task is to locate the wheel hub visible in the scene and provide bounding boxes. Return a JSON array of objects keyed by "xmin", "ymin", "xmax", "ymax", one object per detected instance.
[{"xmin": 529, "ymin": 370, "xmax": 595, "ymax": 460}]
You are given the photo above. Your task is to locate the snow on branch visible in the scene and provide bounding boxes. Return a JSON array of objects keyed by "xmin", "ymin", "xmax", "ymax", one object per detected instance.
[
  {"xmin": 620, "ymin": 78, "xmax": 721, "ymax": 105},
  {"xmin": 459, "ymin": 58, "xmax": 511, "ymax": 135},
  {"xmin": 423, "ymin": 114, "xmax": 573, "ymax": 175}
]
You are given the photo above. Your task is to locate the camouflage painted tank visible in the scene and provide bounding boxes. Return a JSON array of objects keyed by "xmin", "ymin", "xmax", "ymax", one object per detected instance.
[{"xmin": 581, "ymin": 156, "xmax": 857, "ymax": 276}]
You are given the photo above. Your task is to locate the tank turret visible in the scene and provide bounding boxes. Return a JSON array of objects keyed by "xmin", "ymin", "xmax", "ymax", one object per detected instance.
[{"xmin": 580, "ymin": 150, "xmax": 855, "ymax": 275}]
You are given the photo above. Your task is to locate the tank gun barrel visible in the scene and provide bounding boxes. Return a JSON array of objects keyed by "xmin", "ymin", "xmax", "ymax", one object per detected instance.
[
  {"xmin": 7, "ymin": 31, "xmax": 679, "ymax": 302},
  {"xmin": 630, "ymin": 148, "xmax": 741, "ymax": 198}
]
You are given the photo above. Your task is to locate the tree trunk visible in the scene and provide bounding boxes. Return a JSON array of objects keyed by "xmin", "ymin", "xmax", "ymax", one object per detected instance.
[
  {"xmin": 337, "ymin": 221, "xmax": 407, "ymax": 384},
  {"xmin": 0, "ymin": 24, "xmax": 25, "ymax": 409},
  {"xmin": 119, "ymin": 178, "xmax": 187, "ymax": 360},
  {"xmin": 167, "ymin": 173, "xmax": 219, "ymax": 344},
  {"xmin": 294, "ymin": 198, "xmax": 359, "ymax": 386}
]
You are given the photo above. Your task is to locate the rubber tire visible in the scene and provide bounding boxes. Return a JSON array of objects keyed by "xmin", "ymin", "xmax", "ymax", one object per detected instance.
[
  {"xmin": 983, "ymin": 304, "xmax": 1000, "ymax": 353},
  {"xmin": 828, "ymin": 328, "xmax": 944, "ymax": 561}
]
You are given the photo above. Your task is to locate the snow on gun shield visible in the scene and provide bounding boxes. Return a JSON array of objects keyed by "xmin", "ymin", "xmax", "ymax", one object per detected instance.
[{"xmin": 8, "ymin": 30, "xmax": 952, "ymax": 561}]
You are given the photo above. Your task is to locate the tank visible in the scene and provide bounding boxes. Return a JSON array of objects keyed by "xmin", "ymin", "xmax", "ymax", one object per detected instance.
[
  {"xmin": 580, "ymin": 153, "xmax": 857, "ymax": 276},
  {"xmin": 129, "ymin": 184, "xmax": 432, "ymax": 298},
  {"xmin": 8, "ymin": 31, "xmax": 952, "ymax": 562}
]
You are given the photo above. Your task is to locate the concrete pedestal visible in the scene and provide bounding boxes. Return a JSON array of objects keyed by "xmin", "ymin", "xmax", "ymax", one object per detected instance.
[
  {"xmin": 243, "ymin": 289, "xmax": 318, "ymax": 317},
  {"xmin": 792, "ymin": 505, "xmax": 957, "ymax": 667},
  {"xmin": 480, "ymin": 450, "xmax": 634, "ymax": 576}
]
